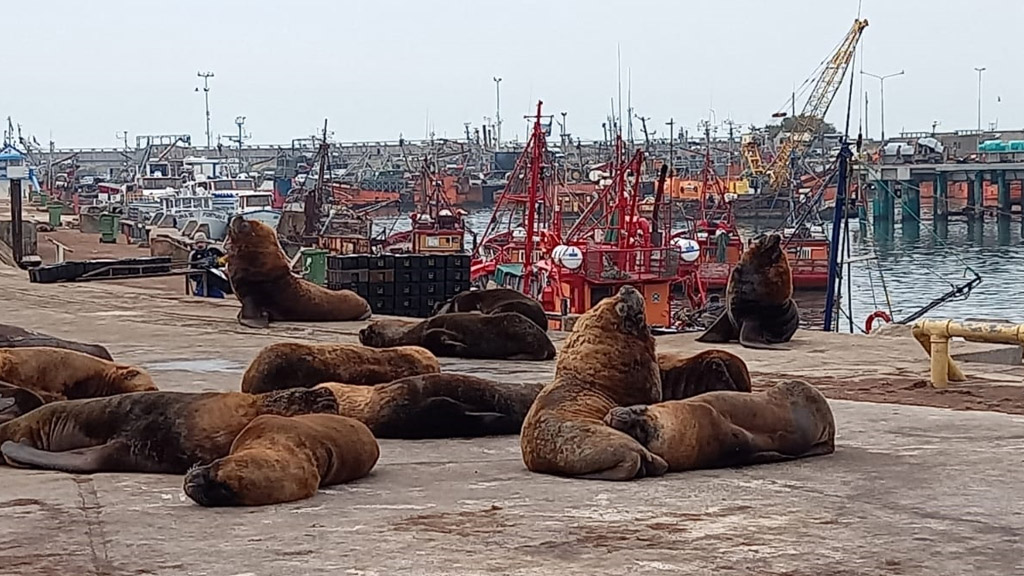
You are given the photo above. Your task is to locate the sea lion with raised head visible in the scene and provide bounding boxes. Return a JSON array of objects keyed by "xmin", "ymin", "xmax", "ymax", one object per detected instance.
[
  {"xmin": 657, "ymin": 349, "xmax": 752, "ymax": 400},
  {"xmin": 359, "ymin": 312, "xmax": 556, "ymax": 361},
  {"xmin": 696, "ymin": 233, "xmax": 799, "ymax": 350},
  {"xmin": 520, "ymin": 285, "xmax": 668, "ymax": 481},
  {"xmin": 183, "ymin": 414, "xmax": 379, "ymax": 507},
  {"xmin": 315, "ymin": 373, "xmax": 546, "ymax": 439},
  {"xmin": 0, "ymin": 324, "xmax": 113, "ymax": 361},
  {"xmin": 240, "ymin": 342, "xmax": 441, "ymax": 394},
  {"xmin": 225, "ymin": 216, "xmax": 371, "ymax": 328},
  {"xmin": 604, "ymin": 380, "xmax": 835, "ymax": 472},
  {"xmin": 433, "ymin": 288, "xmax": 549, "ymax": 332},
  {"xmin": 0, "ymin": 347, "xmax": 157, "ymax": 410},
  {"xmin": 0, "ymin": 387, "xmax": 338, "ymax": 474}
]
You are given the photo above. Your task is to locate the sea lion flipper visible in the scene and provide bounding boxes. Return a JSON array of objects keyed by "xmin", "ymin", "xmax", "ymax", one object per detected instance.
[
  {"xmin": 0, "ymin": 384, "xmax": 45, "ymax": 423},
  {"xmin": 237, "ymin": 299, "xmax": 271, "ymax": 329},
  {"xmin": 695, "ymin": 312, "xmax": 737, "ymax": 343},
  {"xmin": 1, "ymin": 441, "xmax": 130, "ymax": 474},
  {"xmin": 422, "ymin": 328, "xmax": 467, "ymax": 353},
  {"xmin": 738, "ymin": 321, "xmax": 788, "ymax": 351}
]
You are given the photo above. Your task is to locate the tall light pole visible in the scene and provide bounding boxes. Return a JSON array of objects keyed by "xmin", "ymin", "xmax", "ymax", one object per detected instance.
[
  {"xmin": 493, "ymin": 76, "xmax": 502, "ymax": 150},
  {"xmin": 861, "ymin": 69, "xmax": 904, "ymax": 142},
  {"xmin": 196, "ymin": 71, "xmax": 215, "ymax": 148},
  {"xmin": 974, "ymin": 67, "xmax": 986, "ymax": 132}
]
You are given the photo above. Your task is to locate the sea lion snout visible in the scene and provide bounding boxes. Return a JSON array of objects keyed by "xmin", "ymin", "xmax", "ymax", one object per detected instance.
[
  {"xmin": 228, "ymin": 215, "xmax": 250, "ymax": 236},
  {"xmin": 183, "ymin": 464, "xmax": 240, "ymax": 508},
  {"xmin": 613, "ymin": 285, "xmax": 646, "ymax": 336}
]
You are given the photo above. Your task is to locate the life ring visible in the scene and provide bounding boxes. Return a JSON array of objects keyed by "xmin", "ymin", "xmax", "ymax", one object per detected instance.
[{"xmin": 865, "ymin": 310, "xmax": 892, "ymax": 333}]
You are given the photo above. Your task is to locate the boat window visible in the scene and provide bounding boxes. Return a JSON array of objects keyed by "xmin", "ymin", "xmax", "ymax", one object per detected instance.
[{"xmin": 245, "ymin": 195, "xmax": 272, "ymax": 208}]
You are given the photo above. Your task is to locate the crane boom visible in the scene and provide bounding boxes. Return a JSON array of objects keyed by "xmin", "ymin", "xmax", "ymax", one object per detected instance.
[{"xmin": 767, "ymin": 18, "xmax": 868, "ymax": 191}]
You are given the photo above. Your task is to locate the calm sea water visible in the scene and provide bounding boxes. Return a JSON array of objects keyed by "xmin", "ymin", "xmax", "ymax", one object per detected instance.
[{"xmin": 373, "ymin": 210, "xmax": 1024, "ymax": 331}]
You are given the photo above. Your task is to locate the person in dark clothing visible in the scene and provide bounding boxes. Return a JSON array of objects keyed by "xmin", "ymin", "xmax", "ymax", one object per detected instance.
[{"xmin": 188, "ymin": 232, "xmax": 230, "ymax": 298}]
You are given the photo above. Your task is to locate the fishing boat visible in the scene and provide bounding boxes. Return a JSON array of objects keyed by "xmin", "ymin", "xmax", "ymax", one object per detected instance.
[{"xmin": 380, "ymin": 160, "xmax": 471, "ymax": 255}]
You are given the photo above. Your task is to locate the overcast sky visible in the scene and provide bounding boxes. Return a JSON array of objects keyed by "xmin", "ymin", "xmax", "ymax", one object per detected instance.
[{"xmin": 5, "ymin": 0, "xmax": 1022, "ymax": 148}]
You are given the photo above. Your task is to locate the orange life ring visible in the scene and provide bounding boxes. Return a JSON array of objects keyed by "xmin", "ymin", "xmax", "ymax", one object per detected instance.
[{"xmin": 865, "ymin": 310, "xmax": 892, "ymax": 333}]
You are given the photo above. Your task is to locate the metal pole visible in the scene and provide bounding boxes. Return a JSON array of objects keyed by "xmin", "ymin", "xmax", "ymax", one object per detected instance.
[
  {"xmin": 493, "ymin": 76, "xmax": 502, "ymax": 150},
  {"xmin": 10, "ymin": 178, "xmax": 23, "ymax": 265},
  {"xmin": 861, "ymin": 70, "xmax": 904, "ymax": 142},
  {"xmin": 974, "ymin": 67, "xmax": 986, "ymax": 132},
  {"xmin": 198, "ymin": 71, "xmax": 215, "ymax": 148},
  {"xmin": 823, "ymin": 141, "xmax": 851, "ymax": 331}
]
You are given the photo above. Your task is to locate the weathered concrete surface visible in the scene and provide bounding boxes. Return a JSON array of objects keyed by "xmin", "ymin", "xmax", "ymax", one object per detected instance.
[{"xmin": 1, "ymin": 267, "xmax": 1024, "ymax": 575}]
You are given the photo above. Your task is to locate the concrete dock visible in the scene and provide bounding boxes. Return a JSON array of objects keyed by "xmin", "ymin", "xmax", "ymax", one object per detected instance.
[{"xmin": 1, "ymin": 265, "xmax": 1023, "ymax": 575}]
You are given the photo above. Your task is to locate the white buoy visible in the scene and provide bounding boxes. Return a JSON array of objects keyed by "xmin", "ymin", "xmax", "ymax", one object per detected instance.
[
  {"xmin": 672, "ymin": 238, "xmax": 701, "ymax": 262},
  {"xmin": 551, "ymin": 245, "xmax": 584, "ymax": 270}
]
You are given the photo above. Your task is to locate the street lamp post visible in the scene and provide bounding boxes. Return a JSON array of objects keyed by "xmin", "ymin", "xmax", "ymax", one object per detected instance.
[
  {"xmin": 196, "ymin": 71, "xmax": 215, "ymax": 148},
  {"xmin": 493, "ymin": 76, "xmax": 502, "ymax": 150},
  {"xmin": 861, "ymin": 69, "xmax": 904, "ymax": 142},
  {"xmin": 974, "ymin": 67, "xmax": 986, "ymax": 132}
]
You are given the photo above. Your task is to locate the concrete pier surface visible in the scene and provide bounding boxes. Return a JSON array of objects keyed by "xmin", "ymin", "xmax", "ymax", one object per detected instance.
[{"xmin": 1, "ymin": 267, "xmax": 1023, "ymax": 575}]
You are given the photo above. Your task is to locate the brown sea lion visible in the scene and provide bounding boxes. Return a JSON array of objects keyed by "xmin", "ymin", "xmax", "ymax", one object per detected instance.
[
  {"xmin": 225, "ymin": 215, "xmax": 371, "ymax": 328},
  {"xmin": 0, "ymin": 324, "xmax": 113, "ymax": 361},
  {"xmin": 0, "ymin": 347, "xmax": 157, "ymax": 410},
  {"xmin": 240, "ymin": 342, "xmax": 441, "ymax": 394},
  {"xmin": 359, "ymin": 312, "xmax": 556, "ymax": 361},
  {"xmin": 604, "ymin": 380, "xmax": 836, "ymax": 472},
  {"xmin": 658, "ymin": 349, "xmax": 752, "ymax": 400},
  {"xmin": 315, "ymin": 374, "xmax": 545, "ymax": 439},
  {"xmin": 696, "ymin": 233, "xmax": 799, "ymax": 350},
  {"xmin": 520, "ymin": 285, "xmax": 668, "ymax": 481},
  {"xmin": 433, "ymin": 288, "xmax": 549, "ymax": 332},
  {"xmin": 0, "ymin": 387, "xmax": 338, "ymax": 474},
  {"xmin": 183, "ymin": 414, "xmax": 379, "ymax": 507}
]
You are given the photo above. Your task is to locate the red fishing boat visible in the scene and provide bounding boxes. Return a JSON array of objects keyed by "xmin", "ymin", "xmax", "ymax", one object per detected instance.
[{"xmin": 381, "ymin": 159, "xmax": 470, "ymax": 255}]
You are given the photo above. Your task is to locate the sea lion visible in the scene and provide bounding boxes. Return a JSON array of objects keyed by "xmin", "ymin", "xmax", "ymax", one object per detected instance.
[
  {"xmin": 0, "ymin": 324, "xmax": 113, "ymax": 361},
  {"xmin": 658, "ymin": 349, "xmax": 752, "ymax": 400},
  {"xmin": 225, "ymin": 216, "xmax": 371, "ymax": 328},
  {"xmin": 433, "ymin": 288, "xmax": 549, "ymax": 332},
  {"xmin": 183, "ymin": 414, "xmax": 379, "ymax": 507},
  {"xmin": 240, "ymin": 342, "xmax": 441, "ymax": 394},
  {"xmin": 520, "ymin": 285, "xmax": 668, "ymax": 481},
  {"xmin": 604, "ymin": 380, "xmax": 836, "ymax": 472},
  {"xmin": 0, "ymin": 387, "xmax": 339, "ymax": 474},
  {"xmin": 696, "ymin": 232, "xmax": 800, "ymax": 350},
  {"xmin": 0, "ymin": 347, "xmax": 157, "ymax": 411},
  {"xmin": 315, "ymin": 374, "xmax": 545, "ymax": 439},
  {"xmin": 359, "ymin": 312, "xmax": 556, "ymax": 361}
]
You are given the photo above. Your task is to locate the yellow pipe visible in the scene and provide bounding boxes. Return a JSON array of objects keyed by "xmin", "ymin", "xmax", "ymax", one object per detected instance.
[{"xmin": 912, "ymin": 319, "xmax": 1024, "ymax": 388}]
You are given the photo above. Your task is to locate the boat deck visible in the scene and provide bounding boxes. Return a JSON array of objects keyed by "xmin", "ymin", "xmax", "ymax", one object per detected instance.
[{"xmin": 0, "ymin": 265, "xmax": 1023, "ymax": 575}]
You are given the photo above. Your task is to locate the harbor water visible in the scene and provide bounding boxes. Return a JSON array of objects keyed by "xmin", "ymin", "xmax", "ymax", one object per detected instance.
[{"xmin": 373, "ymin": 210, "xmax": 1024, "ymax": 330}]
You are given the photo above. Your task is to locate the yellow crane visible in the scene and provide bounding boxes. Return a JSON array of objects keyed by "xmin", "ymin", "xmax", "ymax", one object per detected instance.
[{"xmin": 766, "ymin": 18, "xmax": 869, "ymax": 191}]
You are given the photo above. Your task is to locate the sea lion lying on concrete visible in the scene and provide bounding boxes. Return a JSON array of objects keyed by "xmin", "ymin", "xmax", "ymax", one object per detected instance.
[
  {"xmin": 433, "ymin": 288, "xmax": 549, "ymax": 332},
  {"xmin": 604, "ymin": 380, "xmax": 835, "ymax": 472},
  {"xmin": 0, "ymin": 387, "xmax": 338, "ymax": 474},
  {"xmin": 696, "ymin": 233, "xmax": 800, "ymax": 350},
  {"xmin": 520, "ymin": 285, "xmax": 668, "ymax": 481},
  {"xmin": 658, "ymin": 349, "xmax": 752, "ymax": 399},
  {"xmin": 0, "ymin": 347, "xmax": 157, "ymax": 413},
  {"xmin": 240, "ymin": 342, "xmax": 441, "ymax": 394},
  {"xmin": 183, "ymin": 414, "xmax": 379, "ymax": 507},
  {"xmin": 0, "ymin": 324, "xmax": 113, "ymax": 361},
  {"xmin": 359, "ymin": 312, "xmax": 556, "ymax": 361},
  {"xmin": 315, "ymin": 374, "xmax": 546, "ymax": 439},
  {"xmin": 225, "ymin": 216, "xmax": 371, "ymax": 328}
]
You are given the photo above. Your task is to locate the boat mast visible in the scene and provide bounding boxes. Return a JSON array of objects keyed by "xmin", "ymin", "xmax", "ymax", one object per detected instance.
[{"xmin": 522, "ymin": 101, "xmax": 544, "ymax": 293}]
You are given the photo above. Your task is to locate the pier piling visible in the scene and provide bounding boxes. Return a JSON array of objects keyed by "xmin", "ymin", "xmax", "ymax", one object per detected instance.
[
  {"xmin": 933, "ymin": 173, "xmax": 948, "ymax": 223},
  {"xmin": 900, "ymin": 180, "xmax": 920, "ymax": 240}
]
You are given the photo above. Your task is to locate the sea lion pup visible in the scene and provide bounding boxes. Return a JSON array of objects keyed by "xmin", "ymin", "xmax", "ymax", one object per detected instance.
[
  {"xmin": 604, "ymin": 380, "xmax": 836, "ymax": 473},
  {"xmin": 315, "ymin": 374, "xmax": 546, "ymax": 439},
  {"xmin": 696, "ymin": 233, "xmax": 800, "ymax": 350},
  {"xmin": 0, "ymin": 347, "xmax": 157, "ymax": 406},
  {"xmin": 183, "ymin": 414, "xmax": 379, "ymax": 507},
  {"xmin": 433, "ymin": 288, "xmax": 549, "ymax": 332},
  {"xmin": 0, "ymin": 388, "xmax": 339, "ymax": 474},
  {"xmin": 240, "ymin": 342, "xmax": 441, "ymax": 394},
  {"xmin": 520, "ymin": 285, "xmax": 668, "ymax": 481},
  {"xmin": 0, "ymin": 324, "xmax": 113, "ymax": 361},
  {"xmin": 359, "ymin": 312, "xmax": 556, "ymax": 361},
  {"xmin": 657, "ymin": 350, "xmax": 752, "ymax": 400},
  {"xmin": 225, "ymin": 216, "xmax": 372, "ymax": 328}
]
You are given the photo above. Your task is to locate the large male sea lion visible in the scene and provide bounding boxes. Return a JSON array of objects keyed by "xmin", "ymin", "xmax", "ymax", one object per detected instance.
[
  {"xmin": 0, "ymin": 347, "xmax": 157, "ymax": 408},
  {"xmin": 359, "ymin": 312, "xmax": 556, "ymax": 361},
  {"xmin": 0, "ymin": 324, "xmax": 113, "ymax": 361},
  {"xmin": 0, "ymin": 388, "xmax": 338, "ymax": 474},
  {"xmin": 520, "ymin": 285, "xmax": 668, "ymax": 481},
  {"xmin": 433, "ymin": 288, "xmax": 549, "ymax": 332},
  {"xmin": 183, "ymin": 414, "xmax": 379, "ymax": 507},
  {"xmin": 657, "ymin": 349, "xmax": 752, "ymax": 400},
  {"xmin": 315, "ymin": 374, "xmax": 545, "ymax": 439},
  {"xmin": 604, "ymin": 380, "xmax": 836, "ymax": 472},
  {"xmin": 240, "ymin": 342, "xmax": 440, "ymax": 394},
  {"xmin": 225, "ymin": 216, "xmax": 371, "ymax": 328},
  {"xmin": 696, "ymin": 233, "xmax": 800, "ymax": 350}
]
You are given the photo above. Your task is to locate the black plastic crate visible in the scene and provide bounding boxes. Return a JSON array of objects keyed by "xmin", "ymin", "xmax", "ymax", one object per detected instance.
[
  {"xmin": 420, "ymin": 295, "xmax": 445, "ymax": 313},
  {"xmin": 369, "ymin": 255, "xmax": 395, "ymax": 270},
  {"xmin": 369, "ymin": 297, "xmax": 394, "ymax": 315},
  {"xmin": 353, "ymin": 283, "xmax": 371, "ymax": 298},
  {"xmin": 369, "ymin": 283, "xmax": 395, "ymax": 297},
  {"xmin": 395, "ymin": 269, "xmax": 420, "ymax": 284},
  {"xmin": 396, "ymin": 282, "xmax": 420, "ymax": 297},
  {"xmin": 368, "ymin": 269, "xmax": 395, "ymax": 284},
  {"xmin": 393, "ymin": 254, "xmax": 421, "ymax": 270},
  {"xmin": 395, "ymin": 296, "xmax": 419, "ymax": 313},
  {"xmin": 327, "ymin": 255, "xmax": 343, "ymax": 270},
  {"xmin": 446, "ymin": 254, "xmax": 470, "ymax": 269},
  {"xmin": 420, "ymin": 269, "xmax": 443, "ymax": 282},
  {"xmin": 420, "ymin": 255, "xmax": 444, "ymax": 269},
  {"xmin": 444, "ymin": 269, "xmax": 468, "ymax": 282},
  {"xmin": 445, "ymin": 281, "xmax": 469, "ymax": 296},
  {"xmin": 420, "ymin": 282, "xmax": 445, "ymax": 296}
]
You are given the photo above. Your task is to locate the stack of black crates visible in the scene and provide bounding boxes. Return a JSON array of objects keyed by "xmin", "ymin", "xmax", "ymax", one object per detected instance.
[{"xmin": 326, "ymin": 253, "xmax": 471, "ymax": 318}]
